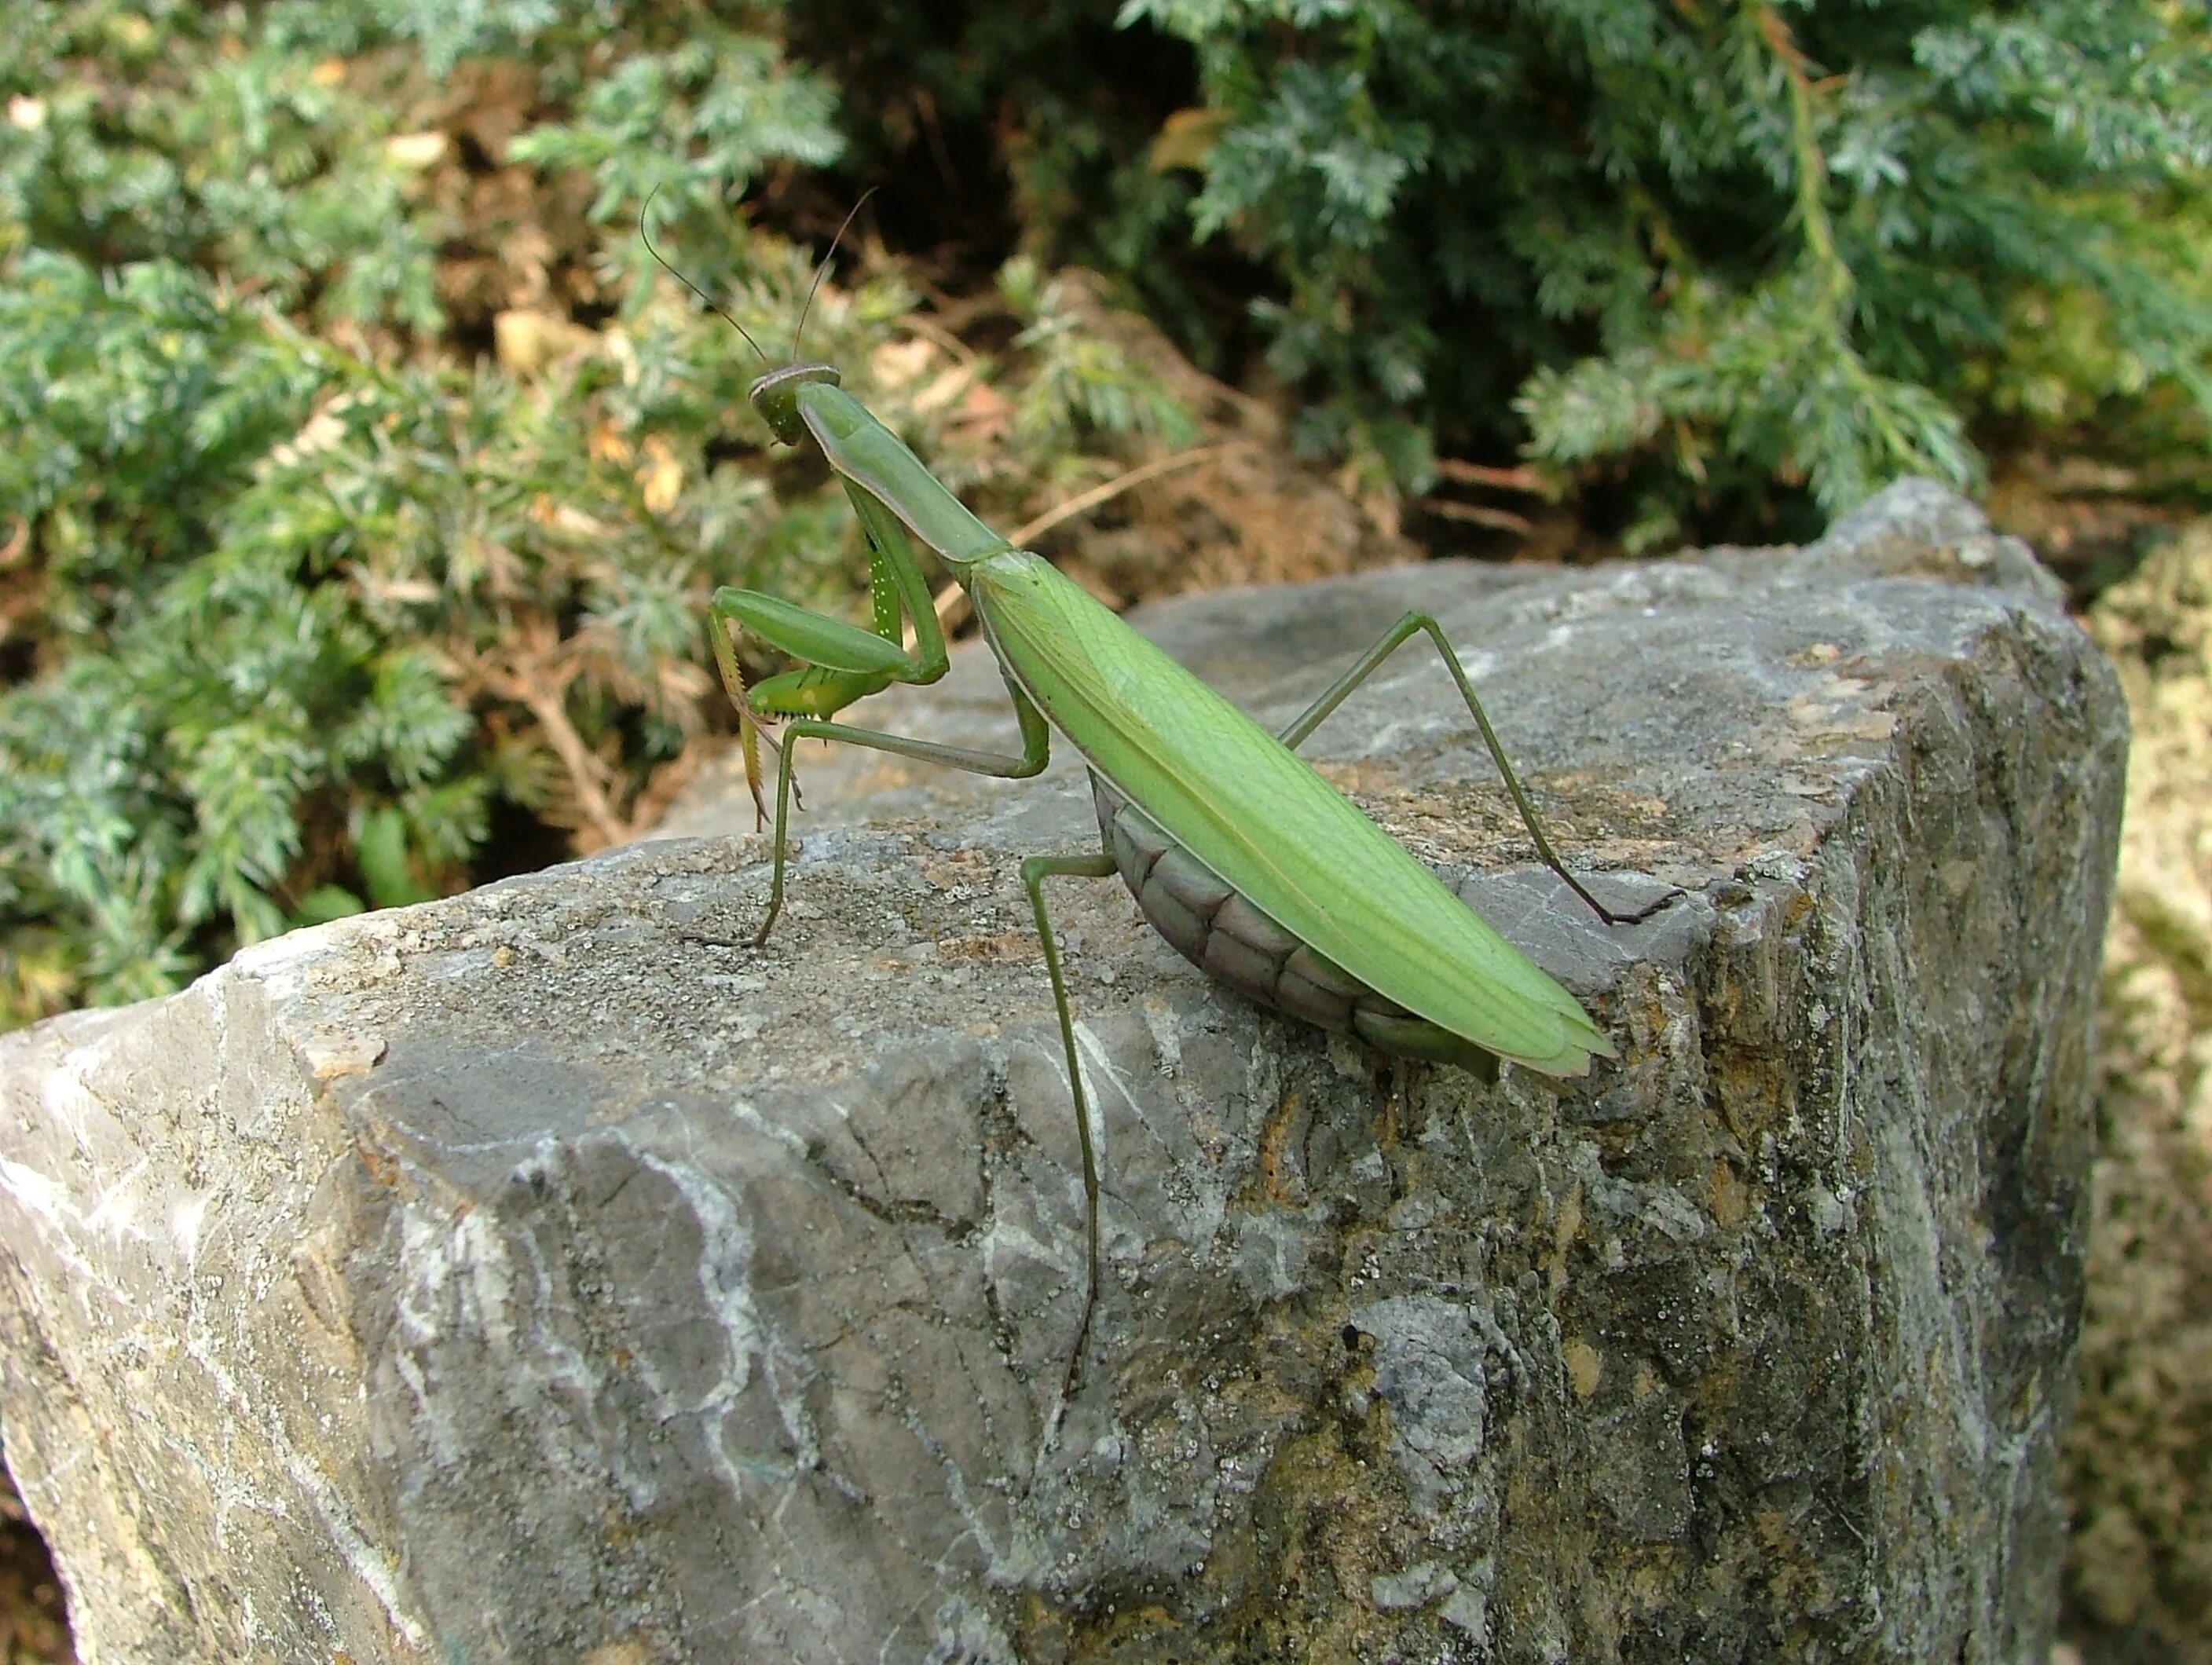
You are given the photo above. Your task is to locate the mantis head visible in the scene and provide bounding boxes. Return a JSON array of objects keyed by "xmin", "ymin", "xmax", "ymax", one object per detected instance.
[{"xmin": 748, "ymin": 364, "xmax": 841, "ymax": 447}]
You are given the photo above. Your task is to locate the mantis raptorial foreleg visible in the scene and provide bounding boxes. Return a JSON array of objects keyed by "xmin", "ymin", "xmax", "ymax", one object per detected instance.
[
  {"xmin": 1273, "ymin": 610, "xmax": 1672, "ymax": 927},
  {"xmin": 709, "ymin": 478, "xmax": 958, "ymax": 825}
]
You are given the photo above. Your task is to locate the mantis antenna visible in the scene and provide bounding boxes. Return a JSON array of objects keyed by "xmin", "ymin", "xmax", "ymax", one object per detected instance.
[
  {"xmin": 789, "ymin": 188, "xmax": 879, "ymax": 364},
  {"xmin": 639, "ymin": 185, "xmax": 771, "ymax": 368}
]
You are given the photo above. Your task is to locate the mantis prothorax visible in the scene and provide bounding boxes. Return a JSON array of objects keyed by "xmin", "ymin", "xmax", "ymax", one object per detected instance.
[{"xmin": 651, "ymin": 203, "xmax": 1667, "ymax": 1399}]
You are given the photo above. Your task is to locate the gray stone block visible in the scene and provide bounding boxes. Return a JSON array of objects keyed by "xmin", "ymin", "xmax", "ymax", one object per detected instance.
[{"xmin": 0, "ymin": 481, "xmax": 2124, "ymax": 1662}]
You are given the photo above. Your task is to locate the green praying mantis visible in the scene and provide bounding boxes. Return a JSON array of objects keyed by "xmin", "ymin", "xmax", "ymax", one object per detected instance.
[{"xmin": 651, "ymin": 203, "xmax": 1667, "ymax": 1389}]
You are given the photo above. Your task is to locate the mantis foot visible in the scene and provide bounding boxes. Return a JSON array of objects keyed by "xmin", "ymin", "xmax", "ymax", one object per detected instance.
[{"xmin": 1575, "ymin": 874, "xmax": 1686, "ymax": 928}]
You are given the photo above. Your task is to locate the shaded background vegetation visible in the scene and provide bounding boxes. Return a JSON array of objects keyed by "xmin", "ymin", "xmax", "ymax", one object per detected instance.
[
  {"xmin": 3, "ymin": 0, "xmax": 2205, "ymax": 1033},
  {"xmin": 1, "ymin": 2, "xmax": 2208, "ymax": 1658}
]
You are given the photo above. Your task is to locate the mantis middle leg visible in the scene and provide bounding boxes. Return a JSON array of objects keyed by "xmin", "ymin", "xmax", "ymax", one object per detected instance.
[
  {"xmin": 751, "ymin": 682, "xmax": 1053, "ymax": 946},
  {"xmin": 1276, "ymin": 610, "xmax": 1671, "ymax": 926},
  {"xmin": 741, "ymin": 630, "xmax": 1116, "ymax": 1408},
  {"xmin": 1022, "ymin": 847, "xmax": 1121, "ymax": 1406},
  {"xmin": 750, "ymin": 671, "xmax": 1118, "ymax": 1408}
]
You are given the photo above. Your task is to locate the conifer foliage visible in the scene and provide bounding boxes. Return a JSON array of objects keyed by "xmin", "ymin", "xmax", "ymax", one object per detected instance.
[
  {"xmin": 0, "ymin": 2, "xmax": 1181, "ymax": 1025},
  {"xmin": 0, "ymin": 0, "xmax": 2205, "ymax": 1026},
  {"xmin": 1108, "ymin": 0, "xmax": 2210, "ymax": 543}
]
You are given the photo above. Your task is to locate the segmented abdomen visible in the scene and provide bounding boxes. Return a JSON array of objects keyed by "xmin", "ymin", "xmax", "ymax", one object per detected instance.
[{"xmin": 1090, "ymin": 774, "xmax": 1499, "ymax": 1080}]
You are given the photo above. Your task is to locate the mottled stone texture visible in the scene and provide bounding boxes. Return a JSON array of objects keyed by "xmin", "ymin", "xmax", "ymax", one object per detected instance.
[
  {"xmin": 2068, "ymin": 522, "xmax": 2212, "ymax": 1663},
  {"xmin": 0, "ymin": 481, "xmax": 2123, "ymax": 1663}
]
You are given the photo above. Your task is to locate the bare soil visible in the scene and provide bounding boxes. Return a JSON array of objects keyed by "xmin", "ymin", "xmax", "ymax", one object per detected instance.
[{"xmin": 0, "ymin": 1469, "xmax": 70, "ymax": 1665}]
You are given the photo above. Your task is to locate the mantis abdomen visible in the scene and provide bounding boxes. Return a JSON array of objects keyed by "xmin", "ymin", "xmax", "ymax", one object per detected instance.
[{"xmin": 1090, "ymin": 774, "xmax": 1501, "ymax": 1081}]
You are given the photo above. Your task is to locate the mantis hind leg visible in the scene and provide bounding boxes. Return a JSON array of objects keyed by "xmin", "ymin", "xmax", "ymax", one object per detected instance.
[
  {"xmin": 1279, "ymin": 611, "xmax": 1671, "ymax": 927},
  {"xmin": 1020, "ymin": 848, "xmax": 1120, "ymax": 1412}
]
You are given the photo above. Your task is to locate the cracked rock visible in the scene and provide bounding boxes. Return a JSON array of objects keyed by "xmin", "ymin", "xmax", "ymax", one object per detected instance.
[{"xmin": 0, "ymin": 481, "xmax": 2124, "ymax": 1662}]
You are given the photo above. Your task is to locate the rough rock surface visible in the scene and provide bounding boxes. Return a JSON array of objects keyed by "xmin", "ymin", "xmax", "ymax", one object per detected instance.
[
  {"xmin": 0, "ymin": 481, "xmax": 2124, "ymax": 1663},
  {"xmin": 2067, "ymin": 522, "xmax": 2212, "ymax": 1663}
]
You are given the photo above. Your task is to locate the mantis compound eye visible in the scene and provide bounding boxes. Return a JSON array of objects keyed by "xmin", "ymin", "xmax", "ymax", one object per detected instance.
[{"xmin": 745, "ymin": 364, "xmax": 843, "ymax": 446}]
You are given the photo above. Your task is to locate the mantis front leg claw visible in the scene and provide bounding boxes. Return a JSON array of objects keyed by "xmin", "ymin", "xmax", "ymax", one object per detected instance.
[{"xmin": 737, "ymin": 702, "xmax": 802, "ymax": 832}]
